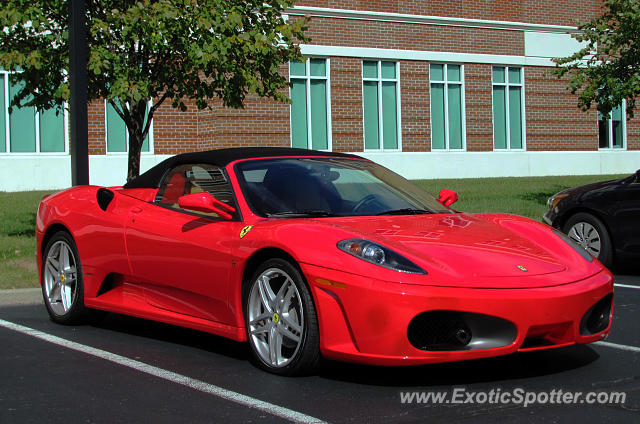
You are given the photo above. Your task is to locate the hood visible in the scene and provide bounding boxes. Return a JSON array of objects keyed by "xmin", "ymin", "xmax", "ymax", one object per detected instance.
[
  {"xmin": 561, "ymin": 175, "xmax": 631, "ymax": 199},
  {"xmin": 256, "ymin": 213, "xmax": 602, "ymax": 288},
  {"xmin": 328, "ymin": 214, "xmax": 567, "ymax": 279}
]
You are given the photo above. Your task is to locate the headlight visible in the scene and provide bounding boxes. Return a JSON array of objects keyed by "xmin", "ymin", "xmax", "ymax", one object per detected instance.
[
  {"xmin": 553, "ymin": 229, "xmax": 594, "ymax": 262},
  {"xmin": 337, "ymin": 239, "xmax": 427, "ymax": 274},
  {"xmin": 547, "ymin": 193, "xmax": 569, "ymax": 210}
]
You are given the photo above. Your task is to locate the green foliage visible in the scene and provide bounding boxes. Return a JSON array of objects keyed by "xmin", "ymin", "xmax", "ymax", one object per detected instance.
[
  {"xmin": 0, "ymin": 0, "xmax": 308, "ymax": 180},
  {"xmin": 553, "ymin": 0, "xmax": 640, "ymax": 119}
]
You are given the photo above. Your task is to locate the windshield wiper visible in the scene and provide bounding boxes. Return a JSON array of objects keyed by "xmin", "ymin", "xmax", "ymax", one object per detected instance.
[
  {"xmin": 376, "ymin": 208, "xmax": 432, "ymax": 216},
  {"xmin": 266, "ymin": 210, "xmax": 340, "ymax": 218}
]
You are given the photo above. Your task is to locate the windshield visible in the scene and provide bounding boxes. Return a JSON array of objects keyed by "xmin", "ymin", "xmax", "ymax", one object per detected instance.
[{"xmin": 235, "ymin": 158, "xmax": 453, "ymax": 217}]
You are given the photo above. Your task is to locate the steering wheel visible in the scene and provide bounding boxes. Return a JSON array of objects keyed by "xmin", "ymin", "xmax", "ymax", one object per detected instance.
[{"xmin": 353, "ymin": 194, "xmax": 379, "ymax": 213}]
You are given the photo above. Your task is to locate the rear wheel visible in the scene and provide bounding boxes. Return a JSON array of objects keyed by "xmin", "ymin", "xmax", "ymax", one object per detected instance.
[
  {"xmin": 41, "ymin": 231, "xmax": 90, "ymax": 324},
  {"xmin": 563, "ymin": 212, "xmax": 613, "ymax": 268},
  {"xmin": 244, "ymin": 258, "xmax": 320, "ymax": 376}
]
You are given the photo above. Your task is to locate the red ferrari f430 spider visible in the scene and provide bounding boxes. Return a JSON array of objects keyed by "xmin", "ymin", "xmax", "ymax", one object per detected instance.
[{"xmin": 37, "ymin": 148, "xmax": 614, "ymax": 375}]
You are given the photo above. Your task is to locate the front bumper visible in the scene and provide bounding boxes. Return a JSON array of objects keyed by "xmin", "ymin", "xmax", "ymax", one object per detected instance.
[{"xmin": 303, "ymin": 263, "xmax": 614, "ymax": 366}]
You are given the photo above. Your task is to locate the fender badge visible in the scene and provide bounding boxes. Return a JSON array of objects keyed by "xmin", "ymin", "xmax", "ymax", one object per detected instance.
[
  {"xmin": 240, "ymin": 225, "xmax": 253, "ymax": 239},
  {"xmin": 517, "ymin": 265, "xmax": 528, "ymax": 272}
]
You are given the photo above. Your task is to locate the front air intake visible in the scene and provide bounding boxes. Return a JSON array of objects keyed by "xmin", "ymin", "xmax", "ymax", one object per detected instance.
[
  {"xmin": 408, "ymin": 310, "xmax": 517, "ymax": 351},
  {"xmin": 580, "ymin": 294, "xmax": 613, "ymax": 335},
  {"xmin": 407, "ymin": 311, "xmax": 472, "ymax": 351}
]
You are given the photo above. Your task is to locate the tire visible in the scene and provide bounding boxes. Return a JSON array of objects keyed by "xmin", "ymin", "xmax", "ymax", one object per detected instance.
[
  {"xmin": 41, "ymin": 231, "xmax": 91, "ymax": 325},
  {"xmin": 243, "ymin": 258, "xmax": 320, "ymax": 376},
  {"xmin": 563, "ymin": 212, "xmax": 613, "ymax": 268}
]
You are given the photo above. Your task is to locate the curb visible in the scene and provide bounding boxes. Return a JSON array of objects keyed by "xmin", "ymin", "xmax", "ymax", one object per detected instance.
[{"xmin": 0, "ymin": 288, "xmax": 42, "ymax": 306}]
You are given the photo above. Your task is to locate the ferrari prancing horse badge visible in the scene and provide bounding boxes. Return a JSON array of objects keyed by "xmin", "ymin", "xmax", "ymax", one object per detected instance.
[{"xmin": 240, "ymin": 225, "xmax": 253, "ymax": 239}]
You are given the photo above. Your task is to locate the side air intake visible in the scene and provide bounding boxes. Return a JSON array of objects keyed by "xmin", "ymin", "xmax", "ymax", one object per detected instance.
[{"xmin": 97, "ymin": 188, "xmax": 115, "ymax": 211}]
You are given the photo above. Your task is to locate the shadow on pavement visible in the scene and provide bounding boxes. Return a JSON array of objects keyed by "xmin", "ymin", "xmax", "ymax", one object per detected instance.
[
  {"xmin": 92, "ymin": 311, "xmax": 600, "ymax": 386},
  {"xmin": 93, "ymin": 312, "xmax": 250, "ymax": 361},
  {"xmin": 317, "ymin": 345, "xmax": 600, "ymax": 387}
]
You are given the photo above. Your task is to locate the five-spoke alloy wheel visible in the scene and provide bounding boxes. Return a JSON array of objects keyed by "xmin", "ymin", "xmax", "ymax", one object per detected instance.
[
  {"xmin": 244, "ymin": 258, "xmax": 319, "ymax": 375},
  {"xmin": 42, "ymin": 231, "xmax": 89, "ymax": 324}
]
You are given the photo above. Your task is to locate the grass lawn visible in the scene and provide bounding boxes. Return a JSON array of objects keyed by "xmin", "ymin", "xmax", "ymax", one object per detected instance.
[
  {"xmin": 0, "ymin": 191, "xmax": 53, "ymax": 290},
  {"xmin": 414, "ymin": 174, "xmax": 626, "ymax": 220},
  {"xmin": 0, "ymin": 173, "xmax": 627, "ymax": 290}
]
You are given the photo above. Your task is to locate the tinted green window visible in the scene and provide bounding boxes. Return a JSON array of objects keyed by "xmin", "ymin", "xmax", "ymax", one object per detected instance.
[
  {"xmin": 430, "ymin": 64, "xmax": 464, "ymax": 150},
  {"xmin": 290, "ymin": 80, "xmax": 308, "ymax": 149},
  {"xmin": 430, "ymin": 64, "xmax": 444, "ymax": 81},
  {"xmin": 492, "ymin": 67, "xmax": 523, "ymax": 150},
  {"xmin": 447, "ymin": 84, "xmax": 463, "ymax": 149},
  {"xmin": 612, "ymin": 105, "xmax": 623, "ymax": 148},
  {"xmin": 363, "ymin": 61, "xmax": 399, "ymax": 150},
  {"xmin": 142, "ymin": 104, "xmax": 150, "ymax": 152},
  {"xmin": 310, "ymin": 80, "xmax": 328, "ymax": 150},
  {"xmin": 492, "ymin": 66, "xmax": 505, "ymax": 83},
  {"xmin": 447, "ymin": 65, "xmax": 461, "ymax": 82},
  {"xmin": 382, "ymin": 81, "xmax": 398, "ymax": 149},
  {"xmin": 598, "ymin": 105, "xmax": 625, "ymax": 149},
  {"xmin": 39, "ymin": 108, "xmax": 65, "ymax": 152},
  {"xmin": 598, "ymin": 111, "xmax": 609, "ymax": 148},
  {"xmin": 363, "ymin": 61, "xmax": 378, "ymax": 79},
  {"xmin": 0, "ymin": 75, "xmax": 5, "ymax": 152},
  {"xmin": 309, "ymin": 59, "xmax": 326, "ymax": 77},
  {"xmin": 508, "ymin": 67, "xmax": 521, "ymax": 84},
  {"xmin": 508, "ymin": 87, "xmax": 523, "ymax": 149},
  {"xmin": 363, "ymin": 81, "xmax": 379, "ymax": 149},
  {"xmin": 430, "ymin": 83, "xmax": 446, "ymax": 150},
  {"xmin": 9, "ymin": 80, "xmax": 36, "ymax": 152},
  {"xmin": 106, "ymin": 102, "xmax": 126, "ymax": 152},
  {"xmin": 290, "ymin": 61, "xmax": 306, "ymax": 77},
  {"xmin": 290, "ymin": 59, "xmax": 329, "ymax": 150},
  {"xmin": 492, "ymin": 86, "xmax": 507, "ymax": 150},
  {"xmin": 106, "ymin": 102, "xmax": 150, "ymax": 152},
  {"xmin": 381, "ymin": 62, "xmax": 396, "ymax": 79}
]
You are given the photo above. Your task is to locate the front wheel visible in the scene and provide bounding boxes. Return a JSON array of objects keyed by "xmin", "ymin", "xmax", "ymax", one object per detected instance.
[
  {"xmin": 41, "ymin": 231, "xmax": 90, "ymax": 324},
  {"xmin": 244, "ymin": 258, "xmax": 320, "ymax": 376},
  {"xmin": 563, "ymin": 212, "xmax": 613, "ymax": 268}
]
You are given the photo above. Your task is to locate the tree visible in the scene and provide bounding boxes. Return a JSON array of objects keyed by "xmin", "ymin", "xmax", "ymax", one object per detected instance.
[
  {"xmin": 0, "ymin": 0, "xmax": 308, "ymax": 181},
  {"xmin": 553, "ymin": 0, "xmax": 640, "ymax": 119}
]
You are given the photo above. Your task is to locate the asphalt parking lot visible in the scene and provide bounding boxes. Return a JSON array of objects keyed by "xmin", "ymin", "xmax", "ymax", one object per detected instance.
[{"xmin": 1, "ymin": 275, "xmax": 638, "ymax": 424}]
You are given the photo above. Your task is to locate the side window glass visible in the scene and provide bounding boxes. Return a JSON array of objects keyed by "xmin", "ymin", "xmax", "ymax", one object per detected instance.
[{"xmin": 155, "ymin": 164, "xmax": 236, "ymax": 217}]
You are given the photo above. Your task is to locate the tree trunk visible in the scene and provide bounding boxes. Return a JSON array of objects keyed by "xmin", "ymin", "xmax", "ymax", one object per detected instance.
[
  {"xmin": 127, "ymin": 133, "xmax": 142, "ymax": 182},
  {"xmin": 126, "ymin": 101, "xmax": 148, "ymax": 182}
]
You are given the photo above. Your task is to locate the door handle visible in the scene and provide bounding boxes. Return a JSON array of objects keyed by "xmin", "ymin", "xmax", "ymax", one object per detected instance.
[{"xmin": 131, "ymin": 207, "xmax": 142, "ymax": 214}]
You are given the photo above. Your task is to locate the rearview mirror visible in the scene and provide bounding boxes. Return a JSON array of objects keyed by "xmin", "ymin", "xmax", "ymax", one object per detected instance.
[
  {"xmin": 178, "ymin": 192, "xmax": 236, "ymax": 220},
  {"xmin": 438, "ymin": 189, "xmax": 459, "ymax": 207}
]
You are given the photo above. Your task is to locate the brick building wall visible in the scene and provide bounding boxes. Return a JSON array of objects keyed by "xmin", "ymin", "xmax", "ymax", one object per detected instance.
[
  {"xmin": 295, "ymin": 0, "xmax": 603, "ymax": 26},
  {"xmin": 303, "ymin": 18, "xmax": 525, "ymax": 56},
  {"xmin": 88, "ymin": 0, "xmax": 638, "ymax": 163},
  {"xmin": 88, "ymin": 101, "xmax": 106, "ymax": 155},
  {"xmin": 6, "ymin": 0, "xmax": 638, "ymax": 191},
  {"xmin": 399, "ymin": 61, "xmax": 431, "ymax": 152},
  {"xmin": 525, "ymin": 68, "xmax": 599, "ymax": 151}
]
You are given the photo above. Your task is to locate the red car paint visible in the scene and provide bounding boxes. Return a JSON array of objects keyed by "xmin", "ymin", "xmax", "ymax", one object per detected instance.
[{"xmin": 36, "ymin": 154, "xmax": 614, "ymax": 366}]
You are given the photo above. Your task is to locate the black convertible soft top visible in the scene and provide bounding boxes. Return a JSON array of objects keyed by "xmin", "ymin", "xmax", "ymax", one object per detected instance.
[{"xmin": 123, "ymin": 147, "xmax": 361, "ymax": 189}]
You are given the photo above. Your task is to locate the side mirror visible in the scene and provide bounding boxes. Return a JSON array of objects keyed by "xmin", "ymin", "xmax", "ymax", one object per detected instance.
[
  {"xmin": 178, "ymin": 192, "xmax": 236, "ymax": 220},
  {"xmin": 438, "ymin": 189, "xmax": 459, "ymax": 207}
]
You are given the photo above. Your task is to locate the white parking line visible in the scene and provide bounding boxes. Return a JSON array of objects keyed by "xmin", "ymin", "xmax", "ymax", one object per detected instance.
[
  {"xmin": 595, "ymin": 341, "xmax": 640, "ymax": 353},
  {"xmin": 0, "ymin": 318, "xmax": 326, "ymax": 424},
  {"xmin": 614, "ymin": 283, "xmax": 640, "ymax": 290}
]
